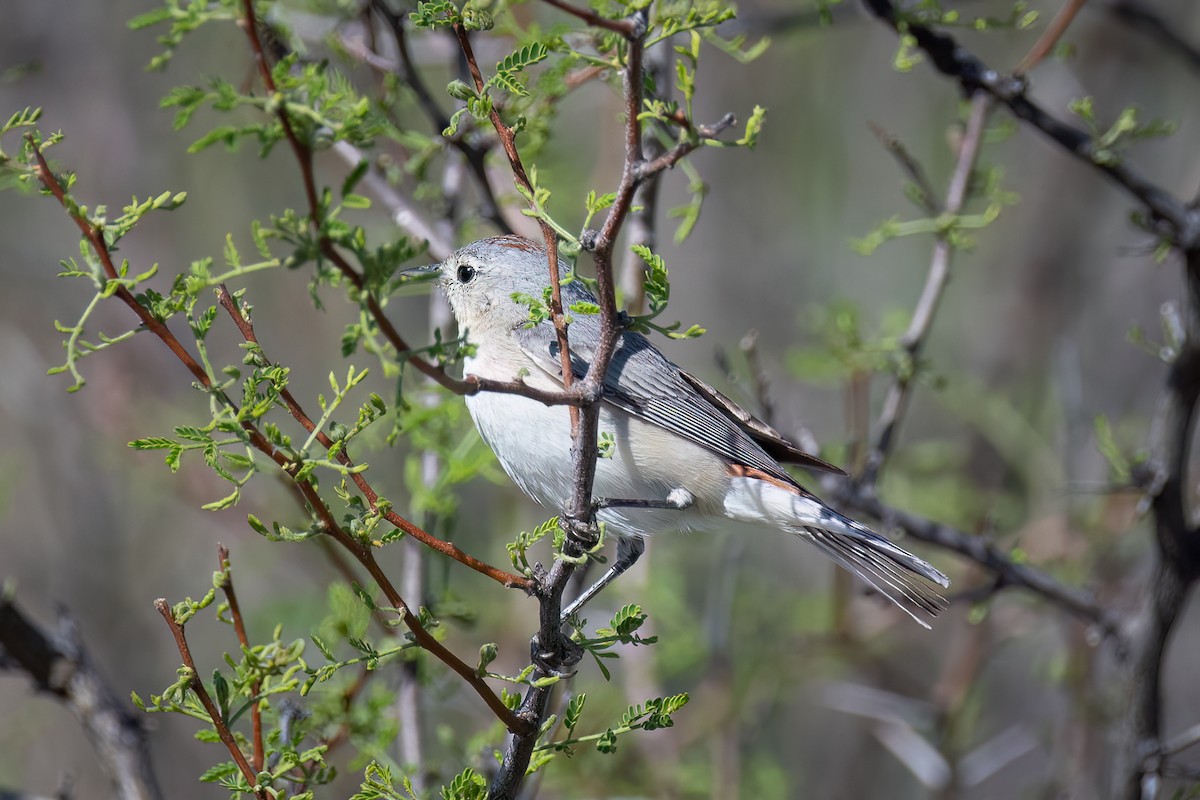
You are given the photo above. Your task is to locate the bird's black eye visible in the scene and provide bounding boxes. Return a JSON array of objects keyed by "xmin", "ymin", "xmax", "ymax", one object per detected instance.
[{"xmin": 456, "ymin": 264, "xmax": 476, "ymax": 284}]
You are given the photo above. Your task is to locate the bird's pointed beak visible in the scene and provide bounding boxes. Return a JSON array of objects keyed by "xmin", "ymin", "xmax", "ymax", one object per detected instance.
[
  {"xmin": 395, "ymin": 262, "xmax": 442, "ymax": 293},
  {"xmin": 400, "ymin": 262, "xmax": 441, "ymax": 279}
]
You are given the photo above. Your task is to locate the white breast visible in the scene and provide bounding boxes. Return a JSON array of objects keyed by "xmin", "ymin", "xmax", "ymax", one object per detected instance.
[{"xmin": 463, "ymin": 352, "xmax": 730, "ymax": 539}]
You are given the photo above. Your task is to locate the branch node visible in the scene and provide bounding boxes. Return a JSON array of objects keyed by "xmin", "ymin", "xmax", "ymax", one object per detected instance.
[
  {"xmin": 698, "ymin": 112, "xmax": 737, "ymax": 139},
  {"xmin": 529, "ymin": 633, "xmax": 583, "ymax": 671},
  {"xmin": 627, "ymin": 8, "xmax": 649, "ymax": 40},
  {"xmin": 579, "ymin": 228, "xmax": 600, "ymax": 251}
]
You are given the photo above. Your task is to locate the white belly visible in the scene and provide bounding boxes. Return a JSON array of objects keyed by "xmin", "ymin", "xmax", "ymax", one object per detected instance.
[{"xmin": 464, "ymin": 382, "xmax": 729, "ymax": 539}]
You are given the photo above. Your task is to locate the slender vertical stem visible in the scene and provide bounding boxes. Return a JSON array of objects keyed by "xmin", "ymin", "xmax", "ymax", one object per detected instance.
[
  {"xmin": 860, "ymin": 93, "xmax": 992, "ymax": 487},
  {"xmin": 215, "ymin": 545, "xmax": 264, "ymax": 773}
]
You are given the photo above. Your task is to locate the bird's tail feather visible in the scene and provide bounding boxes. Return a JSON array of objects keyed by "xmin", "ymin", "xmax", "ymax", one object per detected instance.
[
  {"xmin": 801, "ymin": 524, "xmax": 948, "ymax": 628},
  {"xmin": 794, "ymin": 502, "xmax": 948, "ymax": 627},
  {"xmin": 723, "ymin": 477, "xmax": 949, "ymax": 627}
]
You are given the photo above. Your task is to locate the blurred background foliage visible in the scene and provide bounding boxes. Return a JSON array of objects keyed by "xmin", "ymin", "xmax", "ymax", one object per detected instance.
[{"xmin": 2, "ymin": 0, "xmax": 1200, "ymax": 797}]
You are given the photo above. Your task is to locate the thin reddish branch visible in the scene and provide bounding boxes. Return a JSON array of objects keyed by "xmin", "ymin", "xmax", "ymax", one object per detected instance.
[
  {"xmin": 210, "ymin": 290, "xmax": 532, "ymax": 729},
  {"xmin": 539, "ymin": 0, "xmax": 638, "ymax": 35},
  {"xmin": 236, "ymin": 0, "xmax": 538, "ymax": 404},
  {"xmin": 154, "ymin": 599, "xmax": 268, "ymax": 799},
  {"xmin": 29, "ymin": 141, "xmax": 527, "ymax": 737},
  {"xmin": 214, "ymin": 285, "xmax": 531, "ymax": 590},
  {"xmin": 452, "ymin": 23, "xmax": 579, "ymax": 432},
  {"xmin": 215, "ymin": 545, "xmax": 264, "ymax": 773},
  {"xmin": 1013, "ymin": 0, "xmax": 1089, "ymax": 76}
]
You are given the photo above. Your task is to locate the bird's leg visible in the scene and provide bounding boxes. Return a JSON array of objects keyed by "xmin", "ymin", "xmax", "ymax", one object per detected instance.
[
  {"xmin": 562, "ymin": 489, "xmax": 692, "ymax": 622},
  {"xmin": 592, "ymin": 487, "xmax": 695, "ymax": 512},
  {"xmin": 561, "ymin": 535, "xmax": 646, "ymax": 622}
]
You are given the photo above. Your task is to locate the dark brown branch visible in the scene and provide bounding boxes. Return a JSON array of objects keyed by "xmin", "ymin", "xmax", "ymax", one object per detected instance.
[
  {"xmin": 214, "ymin": 545, "xmax": 264, "ymax": 773},
  {"xmin": 1119, "ymin": 268, "xmax": 1200, "ymax": 796},
  {"xmin": 154, "ymin": 599, "xmax": 267, "ymax": 799},
  {"xmin": 0, "ymin": 598, "xmax": 162, "ymax": 800},
  {"xmin": 861, "ymin": 0, "xmax": 1200, "ymax": 248}
]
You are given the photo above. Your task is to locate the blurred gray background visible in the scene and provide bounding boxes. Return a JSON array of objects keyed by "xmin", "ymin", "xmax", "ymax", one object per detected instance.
[{"xmin": 3, "ymin": 0, "xmax": 1200, "ymax": 797}]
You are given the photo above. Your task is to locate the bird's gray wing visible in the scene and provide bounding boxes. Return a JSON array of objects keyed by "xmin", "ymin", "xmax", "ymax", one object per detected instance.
[
  {"xmin": 675, "ymin": 369, "xmax": 847, "ymax": 476},
  {"xmin": 513, "ymin": 318, "xmax": 839, "ymax": 485}
]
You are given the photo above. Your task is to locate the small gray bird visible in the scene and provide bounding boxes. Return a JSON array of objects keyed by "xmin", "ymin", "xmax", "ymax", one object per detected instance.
[{"xmin": 414, "ymin": 236, "xmax": 949, "ymax": 626}]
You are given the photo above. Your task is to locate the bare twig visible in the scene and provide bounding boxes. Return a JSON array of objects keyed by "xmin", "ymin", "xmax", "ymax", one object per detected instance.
[
  {"xmin": 0, "ymin": 598, "xmax": 162, "ymax": 800},
  {"xmin": 860, "ymin": 94, "xmax": 992, "ymax": 486},
  {"xmin": 1013, "ymin": 0, "xmax": 1089, "ymax": 76},
  {"xmin": 1162, "ymin": 723, "xmax": 1200, "ymax": 758},
  {"xmin": 154, "ymin": 599, "xmax": 268, "ymax": 799}
]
